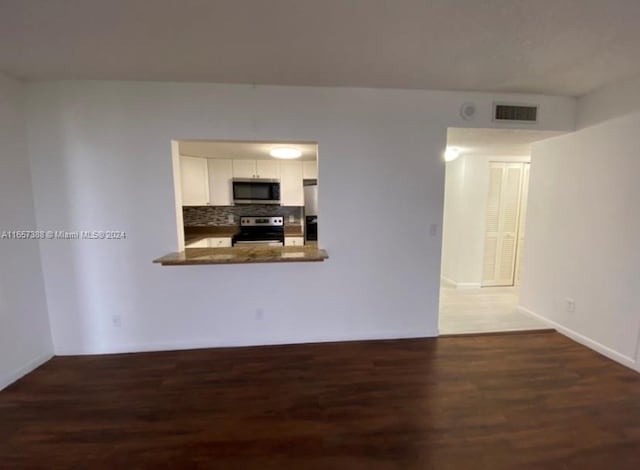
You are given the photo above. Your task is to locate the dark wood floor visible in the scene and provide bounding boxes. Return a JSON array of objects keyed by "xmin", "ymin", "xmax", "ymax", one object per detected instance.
[{"xmin": 1, "ymin": 332, "xmax": 639, "ymax": 469}]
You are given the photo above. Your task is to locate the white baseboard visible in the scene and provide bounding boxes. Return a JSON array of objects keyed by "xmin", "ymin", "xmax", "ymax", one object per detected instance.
[
  {"xmin": 0, "ymin": 353, "xmax": 53, "ymax": 391},
  {"xmin": 440, "ymin": 276, "xmax": 481, "ymax": 289},
  {"xmin": 517, "ymin": 306, "xmax": 638, "ymax": 372},
  {"xmin": 456, "ymin": 282, "xmax": 482, "ymax": 289},
  {"xmin": 54, "ymin": 328, "xmax": 440, "ymax": 356},
  {"xmin": 440, "ymin": 276, "xmax": 456, "ymax": 287}
]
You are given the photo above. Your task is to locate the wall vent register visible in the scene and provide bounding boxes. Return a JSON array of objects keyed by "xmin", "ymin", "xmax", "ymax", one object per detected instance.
[{"xmin": 493, "ymin": 103, "xmax": 538, "ymax": 123}]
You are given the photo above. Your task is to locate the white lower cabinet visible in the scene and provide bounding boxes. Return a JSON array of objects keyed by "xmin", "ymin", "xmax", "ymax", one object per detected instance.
[
  {"xmin": 186, "ymin": 237, "xmax": 232, "ymax": 248},
  {"xmin": 207, "ymin": 237, "xmax": 232, "ymax": 248},
  {"xmin": 285, "ymin": 237, "xmax": 304, "ymax": 247},
  {"xmin": 186, "ymin": 238, "xmax": 208, "ymax": 248}
]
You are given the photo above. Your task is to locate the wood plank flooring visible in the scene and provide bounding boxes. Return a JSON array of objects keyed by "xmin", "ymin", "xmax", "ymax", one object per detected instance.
[{"xmin": 1, "ymin": 332, "xmax": 639, "ymax": 469}]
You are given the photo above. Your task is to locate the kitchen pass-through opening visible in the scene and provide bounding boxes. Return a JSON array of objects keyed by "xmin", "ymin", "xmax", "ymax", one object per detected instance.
[{"xmin": 170, "ymin": 139, "xmax": 319, "ymax": 252}]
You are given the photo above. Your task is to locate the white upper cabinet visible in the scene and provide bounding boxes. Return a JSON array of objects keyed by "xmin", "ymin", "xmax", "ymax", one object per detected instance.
[
  {"xmin": 232, "ymin": 159, "xmax": 280, "ymax": 179},
  {"xmin": 180, "ymin": 156, "xmax": 210, "ymax": 206},
  {"xmin": 279, "ymin": 161, "xmax": 304, "ymax": 206},
  {"xmin": 208, "ymin": 159, "xmax": 233, "ymax": 206},
  {"xmin": 232, "ymin": 159, "xmax": 256, "ymax": 178},
  {"xmin": 183, "ymin": 157, "xmax": 310, "ymax": 207},
  {"xmin": 256, "ymin": 160, "xmax": 280, "ymax": 179},
  {"xmin": 303, "ymin": 160, "xmax": 318, "ymax": 180}
]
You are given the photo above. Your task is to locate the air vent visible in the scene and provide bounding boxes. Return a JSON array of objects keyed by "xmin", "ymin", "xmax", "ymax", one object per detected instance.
[{"xmin": 493, "ymin": 103, "xmax": 538, "ymax": 123}]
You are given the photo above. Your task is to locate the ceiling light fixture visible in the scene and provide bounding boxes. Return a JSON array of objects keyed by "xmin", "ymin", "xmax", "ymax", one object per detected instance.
[
  {"xmin": 444, "ymin": 147, "xmax": 460, "ymax": 162},
  {"xmin": 270, "ymin": 147, "xmax": 302, "ymax": 159}
]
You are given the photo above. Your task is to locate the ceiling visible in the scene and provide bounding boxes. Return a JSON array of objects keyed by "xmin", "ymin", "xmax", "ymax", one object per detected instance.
[
  {"xmin": 2, "ymin": 1, "xmax": 640, "ymax": 96},
  {"xmin": 447, "ymin": 128, "xmax": 565, "ymax": 156},
  {"xmin": 178, "ymin": 140, "xmax": 318, "ymax": 161}
]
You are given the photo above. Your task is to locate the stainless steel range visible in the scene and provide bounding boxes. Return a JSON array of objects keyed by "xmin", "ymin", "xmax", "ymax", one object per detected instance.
[{"xmin": 232, "ymin": 216, "xmax": 284, "ymax": 247}]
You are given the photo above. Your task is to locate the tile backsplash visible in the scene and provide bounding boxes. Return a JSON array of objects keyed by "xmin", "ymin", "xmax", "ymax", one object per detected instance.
[{"xmin": 183, "ymin": 205, "xmax": 303, "ymax": 227}]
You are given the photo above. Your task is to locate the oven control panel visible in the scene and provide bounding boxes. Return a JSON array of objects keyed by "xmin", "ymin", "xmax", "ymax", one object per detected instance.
[{"xmin": 240, "ymin": 216, "xmax": 284, "ymax": 227}]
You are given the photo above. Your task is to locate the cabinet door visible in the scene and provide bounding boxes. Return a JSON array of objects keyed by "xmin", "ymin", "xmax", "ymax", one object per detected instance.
[
  {"xmin": 208, "ymin": 237, "xmax": 232, "ymax": 248},
  {"xmin": 303, "ymin": 160, "xmax": 318, "ymax": 179},
  {"xmin": 279, "ymin": 161, "xmax": 304, "ymax": 206},
  {"xmin": 285, "ymin": 237, "xmax": 304, "ymax": 246},
  {"xmin": 232, "ymin": 159, "xmax": 256, "ymax": 178},
  {"xmin": 180, "ymin": 156, "xmax": 210, "ymax": 206},
  {"xmin": 208, "ymin": 159, "xmax": 233, "ymax": 206},
  {"xmin": 186, "ymin": 239, "xmax": 208, "ymax": 248},
  {"xmin": 256, "ymin": 160, "xmax": 280, "ymax": 179}
]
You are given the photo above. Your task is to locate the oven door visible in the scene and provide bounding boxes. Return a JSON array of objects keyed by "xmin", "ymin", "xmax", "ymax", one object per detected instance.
[{"xmin": 233, "ymin": 179, "xmax": 281, "ymax": 205}]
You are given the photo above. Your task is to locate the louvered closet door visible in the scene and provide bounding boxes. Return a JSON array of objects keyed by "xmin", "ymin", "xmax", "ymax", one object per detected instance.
[{"xmin": 482, "ymin": 162, "xmax": 525, "ymax": 287}]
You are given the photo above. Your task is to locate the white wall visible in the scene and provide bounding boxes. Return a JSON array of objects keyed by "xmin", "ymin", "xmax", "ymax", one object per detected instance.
[
  {"xmin": 25, "ymin": 81, "xmax": 575, "ymax": 354},
  {"xmin": 441, "ymin": 154, "xmax": 529, "ymax": 288},
  {"xmin": 578, "ymin": 74, "xmax": 640, "ymax": 129},
  {"xmin": 520, "ymin": 111, "xmax": 640, "ymax": 371},
  {"xmin": 0, "ymin": 74, "xmax": 53, "ymax": 389},
  {"xmin": 441, "ymin": 156, "xmax": 466, "ymax": 284}
]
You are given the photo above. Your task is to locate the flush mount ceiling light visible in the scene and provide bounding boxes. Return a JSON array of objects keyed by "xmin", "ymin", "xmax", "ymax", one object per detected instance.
[
  {"xmin": 270, "ymin": 147, "xmax": 302, "ymax": 159},
  {"xmin": 444, "ymin": 147, "xmax": 461, "ymax": 162}
]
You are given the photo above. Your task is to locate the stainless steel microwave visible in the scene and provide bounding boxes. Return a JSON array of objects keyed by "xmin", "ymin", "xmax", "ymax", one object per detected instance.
[{"xmin": 232, "ymin": 179, "xmax": 281, "ymax": 205}]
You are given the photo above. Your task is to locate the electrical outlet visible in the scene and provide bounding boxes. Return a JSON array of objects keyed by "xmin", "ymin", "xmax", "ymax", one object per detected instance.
[
  {"xmin": 228, "ymin": 214, "xmax": 235, "ymax": 224},
  {"xmin": 288, "ymin": 215, "xmax": 295, "ymax": 223},
  {"xmin": 255, "ymin": 308, "xmax": 264, "ymax": 320},
  {"xmin": 112, "ymin": 314, "xmax": 122, "ymax": 327},
  {"xmin": 565, "ymin": 298, "xmax": 576, "ymax": 313}
]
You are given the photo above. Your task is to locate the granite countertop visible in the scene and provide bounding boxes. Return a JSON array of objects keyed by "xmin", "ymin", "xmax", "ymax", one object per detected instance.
[{"xmin": 154, "ymin": 245, "xmax": 328, "ymax": 266}]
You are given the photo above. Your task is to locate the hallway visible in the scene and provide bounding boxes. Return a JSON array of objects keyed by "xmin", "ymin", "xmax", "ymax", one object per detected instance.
[{"xmin": 439, "ymin": 284, "xmax": 549, "ymax": 334}]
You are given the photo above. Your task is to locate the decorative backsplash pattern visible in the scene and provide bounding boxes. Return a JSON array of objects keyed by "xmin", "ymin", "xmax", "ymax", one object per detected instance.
[{"xmin": 183, "ymin": 205, "xmax": 304, "ymax": 227}]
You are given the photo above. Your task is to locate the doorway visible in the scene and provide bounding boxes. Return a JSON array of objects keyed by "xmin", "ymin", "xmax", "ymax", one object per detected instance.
[{"xmin": 439, "ymin": 128, "xmax": 562, "ymax": 334}]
